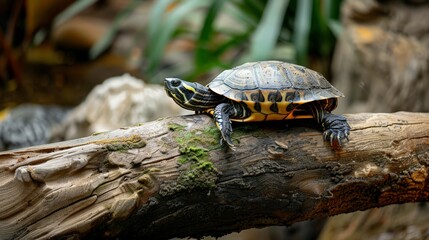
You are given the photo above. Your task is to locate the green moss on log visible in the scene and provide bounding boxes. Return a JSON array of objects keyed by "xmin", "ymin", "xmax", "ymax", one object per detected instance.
[{"xmin": 161, "ymin": 122, "xmax": 220, "ymax": 196}]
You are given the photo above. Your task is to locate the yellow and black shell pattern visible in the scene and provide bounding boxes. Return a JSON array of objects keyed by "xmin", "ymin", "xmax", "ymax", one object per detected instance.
[{"xmin": 208, "ymin": 61, "xmax": 344, "ymax": 122}]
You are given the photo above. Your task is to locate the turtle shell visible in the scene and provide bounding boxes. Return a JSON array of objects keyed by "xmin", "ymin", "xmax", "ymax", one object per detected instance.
[{"xmin": 208, "ymin": 61, "xmax": 344, "ymax": 121}]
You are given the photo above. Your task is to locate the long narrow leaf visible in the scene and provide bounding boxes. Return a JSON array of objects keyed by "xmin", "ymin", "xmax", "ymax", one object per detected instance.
[
  {"xmin": 213, "ymin": 32, "xmax": 250, "ymax": 57},
  {"xmin": 323, "ymin": 0, "xmax": 343, "ymax": 20},
  {"xmin": 223, "ymin": 3, "xmax": 257, "ymax": 28},
  {"xmin": 323, "ymin": 0, "xmax": 343, "ymax": 37},
  {"xmin": 328, "ymin": 20, "xmax": 342, "ymax": 38},
  {"xmin": 146, "ymin": 0, "xmax": 210, "ymax": 77},
  {"xmin": 195, "ymin": 0, "xmax": 227, "ymax": 69},
  {"xmin": 250, "ymin": 0, "xmax": 289, "ymax": 60},
  {"xmin": 312, "ymin": 0, "xmax": 329, "ymax": 58},
  {"xmin": 147, "ymin": 0, "xmax": 175, "ymax": 46},
  {"xmin": 89, "ymin": 0, "xmax": 140, "ymax": 59},
  {"xmin": 243, "ymin": 0, "xmax": 265, "ymax": 19},
  {"xmin": 145, "ymin": 0, "xmax": 175, "ymax": 61},
  {"xmin": 293, "ymin": 0, "xmax": 312, "ymax": 65},
  {"xmin": 53, "ymin": 0, "xmax": 96, "ymax": 28}
]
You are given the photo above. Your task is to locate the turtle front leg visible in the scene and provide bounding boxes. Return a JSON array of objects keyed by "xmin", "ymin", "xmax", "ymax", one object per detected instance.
[
  {"xmin": 213, "ymin": 103, "xmax": 236, "ymax": 150},
  {"xmin": 306, "ymin": 102, "xmax": 351, "ymax": 146},
  {"xmin": 320, "ymin": 113, "xmax": 351, "ymax": 146}
]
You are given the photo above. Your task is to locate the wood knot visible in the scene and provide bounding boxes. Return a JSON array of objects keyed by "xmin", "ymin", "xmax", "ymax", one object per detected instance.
[
  {"xmin": 267, "ymin": 141, "xmax": 288, "ymax": 159},
  {"xmin": 410, "ymin": 166, "xmax": 427, "ymax": 183},
  {"xmin": 354, "ymin": 163, "xmax": 381, "ymax": 178}
]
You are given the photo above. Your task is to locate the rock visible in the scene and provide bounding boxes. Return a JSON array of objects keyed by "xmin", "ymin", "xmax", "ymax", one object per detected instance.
[
  {"xmin": 52, "ymin": 74, "xmax": 191, "ymax": 140},
  {"xmin": 0, "ymin": 104, "xmax": 69, "ymax": 150}
]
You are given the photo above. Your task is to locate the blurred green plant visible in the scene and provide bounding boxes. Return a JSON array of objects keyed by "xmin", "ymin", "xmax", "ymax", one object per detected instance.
[
  {"xmin": 0, "ymin": 0, "xmax": 344, "ymax": 88},
  {"xmin": 143, "ymin": 0, "xmax": 344, "ymax": 82}
]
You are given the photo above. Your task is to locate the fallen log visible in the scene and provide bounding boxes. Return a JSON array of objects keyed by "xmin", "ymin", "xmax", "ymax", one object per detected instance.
[{"xmin": 0, "ymin": 112, "xmax": 428, "ymax": 239}]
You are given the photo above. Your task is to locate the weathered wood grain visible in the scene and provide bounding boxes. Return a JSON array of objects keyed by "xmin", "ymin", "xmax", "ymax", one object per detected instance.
[{"xmin": 0, "ymin": 112, "xmax": 428, "ymax": 239}]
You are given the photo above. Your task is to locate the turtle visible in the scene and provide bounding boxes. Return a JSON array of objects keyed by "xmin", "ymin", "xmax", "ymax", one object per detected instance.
[{"xmin": 164, "ymin": 60, "xmax": 350, "ymax": 150}]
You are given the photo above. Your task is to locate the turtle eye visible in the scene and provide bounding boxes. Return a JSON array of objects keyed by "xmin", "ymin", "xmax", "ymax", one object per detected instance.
[{"xmin": 171, "ymin": 79, "xmax": 181, "ymax": 87}]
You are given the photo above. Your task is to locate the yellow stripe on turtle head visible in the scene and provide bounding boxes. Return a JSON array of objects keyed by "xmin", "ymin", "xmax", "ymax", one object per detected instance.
[{"xmin": 183, "ymin": 83, "xmax": 196, "ymax": 93}]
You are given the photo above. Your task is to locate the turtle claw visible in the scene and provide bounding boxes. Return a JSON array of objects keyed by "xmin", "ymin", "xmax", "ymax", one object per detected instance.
[
  {"xmin": 219, "ymin": 123, "xmax": 236, "ymax": 151},
  {"xmin": 323, "ymin": 130, "xmax": 330, "ymax": 141},
  {"xmin": 323, "ymin": 129, "xmax": 348, "ymax": 147},
  {"xmin": 220, "ymin": 138, "xmax": 236, "ymax": 151},
  {"xmin": 214, "ymin": 103, "xmax": 237, "ymax": 151},
  {"xmin": 227, "ymin": 143, "xmax": 237, "ymax": 151},
  {"xmin": 344, "ymin": 130, "xmax": 350, "ymax": 142},
  {"xmin": 321, "ymin": 113, "xmax": 351, "ymax": 147}
]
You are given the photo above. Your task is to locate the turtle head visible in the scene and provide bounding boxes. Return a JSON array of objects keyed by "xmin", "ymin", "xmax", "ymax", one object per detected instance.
[{"xmin": 164, "ymin": 78, "xmax": 223, "ymax": 111}]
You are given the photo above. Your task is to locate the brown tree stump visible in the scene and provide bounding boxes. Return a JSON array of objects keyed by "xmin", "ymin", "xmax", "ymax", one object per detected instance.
[
  {"xmin": 333, "ymin": 0, "xmax": 429, "ymax": 113},
  {"xmin": 0, "ymin": 112, "xmax": 428, "ymax": 239}
]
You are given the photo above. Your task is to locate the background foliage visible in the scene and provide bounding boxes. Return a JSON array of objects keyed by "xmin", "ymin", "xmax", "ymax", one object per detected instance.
[
  {"xmin": 0, "ymin": 0, "xmax": 343, "ymax": 106},
  {"xmin": 143, "ymin": 0, "xmax": 344, "ymax": 82}
]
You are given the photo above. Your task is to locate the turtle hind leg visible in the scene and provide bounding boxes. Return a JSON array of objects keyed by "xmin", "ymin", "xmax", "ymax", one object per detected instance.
[
  {"xmin": 213, "ymin": 103, "xmax": 236, "ymax": 150},
  {"xmin": 306, "ymin": 102, "xmax": 351, "ymax": 146}
]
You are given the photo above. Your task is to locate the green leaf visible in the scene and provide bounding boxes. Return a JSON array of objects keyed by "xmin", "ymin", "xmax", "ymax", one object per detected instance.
[
  {"xmin": 293, "ymin": 0, "xmax": 312, "ymax": 66},
  {"xmin": 147, "ymin": 0, "xmax": 175, "ymax": 47},
  {"xmin": 53, "ymin": 0, "xmax": 92, "ymax": 28},
  {"xmin": 89, "ymin": 0, "xmax": 140, "ymax": 59},
  {"xmin": 249, "ymin": 0, "xmax": 289, "ymax": 60},
  {"xmin": 195, "ymin": 0, "xmax": 227, "ymax": 69},
  {"xmin": 213, "ymin": 32, "xmax": 250, "ymax": 57},
  {"xmin": 323, "ymin": 0, "xmax": 343, "ymax": 20},
  {"xmin": 323, "ymin": 0, "xmax": 343, "ymax": 37},
  {"xmin": 145, "ymin": 0, "xmax": 174, "ymax": 64},
  {"xmin": 243, "ymin": 0, "xmax": 265, "ymax": 18},
  {"xmin": 328, "ymin": 20, "xmax": 342, "ymax": 38},
  {"xmin": 223, "ymin": 2, "xmax": 258, "ymax": 29},
  {"xmin": 145, "ymin": 0, "xmax": 210, "ymax": 76}
]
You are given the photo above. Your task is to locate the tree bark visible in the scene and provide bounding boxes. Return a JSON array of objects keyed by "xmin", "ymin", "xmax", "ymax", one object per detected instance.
[{"xmin": 0, "ymin": 112, "xmax": 428, "ymax": 240}]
